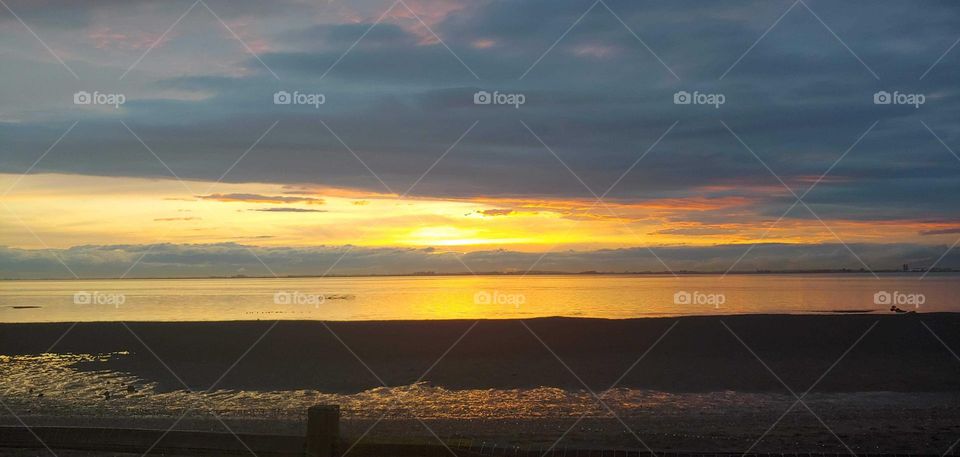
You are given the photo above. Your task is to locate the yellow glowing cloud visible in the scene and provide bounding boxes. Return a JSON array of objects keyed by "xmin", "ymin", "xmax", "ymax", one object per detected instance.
[{"xmin": 0, "ymin": 173, "xmax": 951, "ymax": 251}]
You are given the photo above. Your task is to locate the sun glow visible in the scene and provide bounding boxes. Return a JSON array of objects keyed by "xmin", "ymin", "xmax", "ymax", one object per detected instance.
[{"xmin": 1, "ymin": 173, "xmax": 950, "ymax": 252}]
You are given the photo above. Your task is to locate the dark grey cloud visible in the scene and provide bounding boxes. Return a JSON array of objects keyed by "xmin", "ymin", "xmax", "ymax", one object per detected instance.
[
  {"xmin": 2, "ymin": 242, "xmax": 957, "ymax": 279},
  {"xmin": 1, "ymin": 0, "xmax": 960, "ymax": 225}
]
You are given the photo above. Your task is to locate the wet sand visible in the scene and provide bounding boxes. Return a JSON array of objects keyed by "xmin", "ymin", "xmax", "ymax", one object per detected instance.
[{"xmin": 1, "ymin": 314, "xmax": 958, "ymax": 393}]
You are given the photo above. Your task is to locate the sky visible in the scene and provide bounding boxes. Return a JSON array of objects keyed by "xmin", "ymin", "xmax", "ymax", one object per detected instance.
[{"xmin": 2, "ymin": 0, "xmax": 960, "ymax": 278}]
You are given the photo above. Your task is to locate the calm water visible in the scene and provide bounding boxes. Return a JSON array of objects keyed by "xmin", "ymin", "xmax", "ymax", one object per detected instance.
[{"xmin": 2, "ymin": 273, "xmax": 958, "ymax": 323}]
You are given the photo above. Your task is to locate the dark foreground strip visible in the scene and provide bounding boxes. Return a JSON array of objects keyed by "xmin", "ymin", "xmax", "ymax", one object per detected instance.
[
  {"xmin": 0, "ymin": 425, "xmax": 303, "ymax": 456},
  {"xmin": 0, "ymin": 426, "xmax": 941, "ymax": 457}
]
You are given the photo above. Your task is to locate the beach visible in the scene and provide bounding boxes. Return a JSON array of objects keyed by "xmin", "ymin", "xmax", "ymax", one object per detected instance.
[{"xmin": 2, "ymin": 314, "xmax": 959, "ymax": 453}]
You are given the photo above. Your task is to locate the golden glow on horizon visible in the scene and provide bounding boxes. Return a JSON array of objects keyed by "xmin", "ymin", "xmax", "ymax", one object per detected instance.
[{"xmin": 0, "ymin": 173, "xmax": 952, "ymax": 250}]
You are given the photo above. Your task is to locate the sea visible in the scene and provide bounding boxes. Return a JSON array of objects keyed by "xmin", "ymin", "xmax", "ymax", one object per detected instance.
[{"xmin": 1, "ymin": 272, "xmax": 958, "ymax": 322}]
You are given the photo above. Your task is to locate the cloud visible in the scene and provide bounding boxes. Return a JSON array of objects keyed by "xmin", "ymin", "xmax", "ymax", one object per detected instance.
[
  {"xmin": 251, "ymin": 207, "xmax": 327, "ymax": 213},
  {"xmin": 197, "ymin": 193, "xmax": 325, "ymax": 205},
  {"xmin": 1, "ymin": 242, "xmax": 957, "ymax": 279},
  {"xmin": 1, "ymin": 0, "xmax": 959, "ymax": 230},
  {"xmin": 920, "ymin": 227, "xmax": 960, "ymax": 236},
  {"xmin": 479, "ymin": 209, "xmax": 513, "ymax": 216},
  {"xmin": 153, "ymin": 217, "xmax": 201, "ymax": 222}
]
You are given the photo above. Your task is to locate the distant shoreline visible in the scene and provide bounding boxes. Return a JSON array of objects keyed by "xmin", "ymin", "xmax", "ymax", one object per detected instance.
[{"xmin": 3, "ymin": 269, "xmax": 958, "ymax": 281}]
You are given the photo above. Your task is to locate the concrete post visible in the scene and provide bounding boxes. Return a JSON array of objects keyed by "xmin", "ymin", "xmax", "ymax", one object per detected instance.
[{"xmin": 305, "ymin": 405, "xmax": 339, "ymax": 457}]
